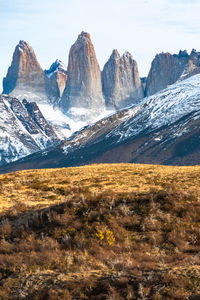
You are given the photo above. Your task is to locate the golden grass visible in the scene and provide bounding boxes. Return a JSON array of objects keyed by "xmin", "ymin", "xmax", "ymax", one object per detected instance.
[
  {"xmin": 0, "ymin": 163, "xmax": 200, "ymax": 216},
  {"xmin": 1, "ymin": 163, "xmax": 200, "ymax": 299}
]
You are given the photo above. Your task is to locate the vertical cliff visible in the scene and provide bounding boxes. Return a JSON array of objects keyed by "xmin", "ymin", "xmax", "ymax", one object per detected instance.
[{"xmin": 59, "ymin": 32, "xmax": 105, "ymax": 119}]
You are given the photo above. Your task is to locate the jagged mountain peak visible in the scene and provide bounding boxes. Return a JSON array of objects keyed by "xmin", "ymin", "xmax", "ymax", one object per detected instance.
[
  {"xmin": 17, "ymin": 40, "xmax": 31, "ymax": 49},
  {"xmin": 145, "ymin": 48, "xmax": 200, "ymax": 96},
  {"xmin": 19, "ymin": 39, "xmax": 28, "ymax": 45},
  {"xmin": 110, "ymin": 50, "xmax": 133, "ymax": 60},
  {"xmin": 45, "ymin": 59, "xmax": 68, "ymax": 101},
  {"xmin": 191, "ymin": 48, "xmax": 198, "ymax": 54},
  {"xmin": 13, "ymin": 40, "xmax": 41, "ymax": 68},
  {"xmin": 59, "ymin": 31, "xmax": 105, "ymax": 120},
  {"xmin": 122, "ymin": 51, "xmax": 133, "ymax": 58},
  {"xmin": 55, "ymin": 59, "xmax": 67, "ymax": 71},
  {"xmin": 3, "ymin": 41, "xmax": 67, "ymax": 105},
  {"xmin": 15, "ymin": 40, "xmax": 33, "ymax": 55},
  {"xmin": 155, "ymin": 50, "xmax": 189, "ymax": 59},
  {"xmin": 3, "ymin": 40, "xmax": 47, "ymax": 104},
  {"xmin": 178, "ymin": 49, "xmax": 189, "ymax": 58},
  {"xmin": 102, "ymin": 49, "xmax": 144, "ymax": 109},
  {"xmin": 45, "ymin": 59, "xmax": 67, "ymax": 77},
  {"xmin": 78, "ymin": 31, "xmax": 91, "ymax": 41},
  {"xmin": 111, "ymin": 49, "xmax": 120, "ymax": 58}
]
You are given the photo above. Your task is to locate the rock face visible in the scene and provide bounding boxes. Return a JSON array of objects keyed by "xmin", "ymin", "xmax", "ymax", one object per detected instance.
[
  {"xmin": 59, "ymin": 32, "xmax": 105, "ymax": 119},
  {"xmin": 146, "ymin": 49, "xmax": 200, "ymax": 96},
  {"xmin": 45, "ymin": 60, "xmax": 67, "ymax": 104},
  {"xmin": 3, "ymin": 40, "xmax": 48, "ymax": 104},
  {"xmin": 102, "ymin": 50, "xmax": 144, "ymax": 109}
]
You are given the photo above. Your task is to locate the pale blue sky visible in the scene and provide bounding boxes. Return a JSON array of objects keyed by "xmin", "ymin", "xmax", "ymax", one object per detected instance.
[{"xmin": 1, "ymin": 0, "xmax": 200, "ymax": 91}]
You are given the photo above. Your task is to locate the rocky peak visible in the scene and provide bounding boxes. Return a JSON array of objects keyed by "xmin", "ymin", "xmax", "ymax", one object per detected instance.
[
  {"xmin": 145, "ymin": 51, "xmax": 189, "ymax": 96},
  {"xmin": 189, "ymin": 49, "xmax": 200, "ymax": 67},
  {"xmin": 122, "ymin": 51, "xmax": 132, "ymax": 58},
  {"xmin": 59, "ymin": 31, "xmax": 105, "ymax": 120},
  {"xmin": 77, "ymin": 31, "xmax": 91, "ymax": 42},
  {"xmin": 45, "ymin": 59, "xmax": 67, "ymax": 78},
  {"xmin": 146, "ymin": 49, "xmax": 200, "ymax": 96},
  {"xmin": 3, "ymin": 40, "xmax": 47, "ymax": 104},
  {"xmin": 111, "ymin": 49, "xmax": 120, "ymax": 59},
  {"xmin": 17, "ymin": 40, "xmax": 32, "ymax": 51},
  {"xmin": 102, "ymin": 50, "xmax": 144, "ymax": 109},
  {"xmin": 19, "ymin": 40, "xmax": 28, "ymax": 46},
  {"xmin": 191, "ymin": 48, "xmax": 198, "ymax": 55},
  {"xmin": 45, "ymin": 59, "xmax": 67, "ymax": 101},
  {"xmin": 177, "ymin": 50, "xmax": 189, "ymax": 58}
]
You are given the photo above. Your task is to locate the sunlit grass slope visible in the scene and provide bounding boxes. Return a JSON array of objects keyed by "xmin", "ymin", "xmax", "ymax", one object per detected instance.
[{"xmin": 0, "ymin": 163, "xmax": 200, "ymax": 216}]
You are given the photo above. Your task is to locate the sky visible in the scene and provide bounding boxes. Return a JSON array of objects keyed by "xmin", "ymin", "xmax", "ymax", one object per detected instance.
[{"xmin": 1, "ymin": 0, "xmax": 200, "ymax": 91}]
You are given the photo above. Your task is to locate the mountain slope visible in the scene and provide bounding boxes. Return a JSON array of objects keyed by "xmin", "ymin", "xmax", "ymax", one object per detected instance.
[
  {"xmin": 0, "ymin": 95, "xmax": 60, "ymax": 166},
  {"xmin": 1, "ymin": 73, "xmax": 200, "ymax": 173}
]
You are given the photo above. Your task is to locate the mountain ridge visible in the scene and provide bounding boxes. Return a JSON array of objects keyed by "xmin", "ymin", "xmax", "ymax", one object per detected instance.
[
  {"xmin": 1, "ymin": 32, "xmax": 200, "ymax": 171},
  {"xmin": 0, "ymin": 94, "xmax": 60, "ymax": 166},
  {"xmin": 1, "ymin": 73, "xmax": 200, "ymax": 173}
]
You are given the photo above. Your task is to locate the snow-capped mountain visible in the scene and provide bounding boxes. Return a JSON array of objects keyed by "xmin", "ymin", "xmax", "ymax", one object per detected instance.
[
  {"xmin": 45, "ymin": 59, "xmax": 68, "ymax": 104},
  {"xmin": 2, "ymin": 32, "xmax": 200, "ymax": 173},
  {"xmin": 0, "ymin": 95, "xmax": 60, "ymax": 166},
  {"xmin": 2, "ymin": 73, "xmax": 200, "ymax": 173},
  {"xmin": 45, "ymin": 59, "xmax": 67, "ymax": 78}
]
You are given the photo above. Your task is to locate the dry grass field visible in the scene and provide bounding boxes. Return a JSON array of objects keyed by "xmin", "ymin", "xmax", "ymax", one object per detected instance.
[
  {"xmin": 0, "ymin": 163, "xmax": 200, "ymax": 299},
  {"xmin": 0, "ymin": 163, "xmax": 200, "ymax": 216}
]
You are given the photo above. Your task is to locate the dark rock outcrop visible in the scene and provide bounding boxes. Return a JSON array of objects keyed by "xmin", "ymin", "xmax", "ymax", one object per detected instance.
[
  {"xmin": 102, "ymin": 50, "xmax": 144, "ymax": 109},
  {"xmin": 59, "ymin": 32, "xmax": 105, "ymax": 119}
]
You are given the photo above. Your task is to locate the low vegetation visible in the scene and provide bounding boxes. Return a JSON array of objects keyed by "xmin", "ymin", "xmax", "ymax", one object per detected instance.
[{"xmin": 0, "ymin": 164, "xmax": 200, "ymax": 299}]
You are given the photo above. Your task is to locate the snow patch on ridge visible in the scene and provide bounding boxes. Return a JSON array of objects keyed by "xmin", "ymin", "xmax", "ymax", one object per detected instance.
[
  {"xmin": 39, "ymin": 104, "xmax": 115, "ymax": 139},
  {"xmin": 110, "ymin": 74, "xmax": 200, "ymax": 143}
]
